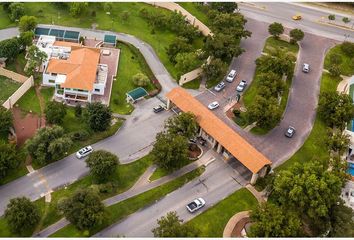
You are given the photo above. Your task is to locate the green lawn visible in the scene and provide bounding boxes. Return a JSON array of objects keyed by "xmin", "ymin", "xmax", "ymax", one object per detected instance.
[
  {"xmin": 0, "ymin": 76, "xmax": 21, "ymax": 105},
  {"xmin": 178, "ymin": 2, "xmax": 210, "ymax": 26},
  {"xmin": 149, "ymin": 158, "xmax": 193, "ymax": 181},
  {"xmin": 263, "ymin": 37, "xmax": 299, "ymax": 56},
  {"xmin": 324, "ymin": 44, "xmax": 354, "ymax": 76},
  {"xmin": 0, "ymin": 8, "xmax": 14, "ymax": 29},
  {"xmin": 110, "ymin": 42, "xmax": 156, "ymax": 114},
  {"xmin": 182, "ymin": 77, "xmax": 202, "ymax": 90},
  {"xmin": 185, "ymin": 188, "xmax": 258, "ymax": 237},
  {"xmin": 51, "ymin": 167, "xmax": 205, "ymax": 237},
  {"xmin": 5, "ymin": 52, "xmax": 28, "ymax": 76},
  {"xmin": 38, "ymin": 155, "xmax": 153, "ymax": 230},
  {"xmin": 16, "ymin": 87, "xmax": 41, "ymax": 114},
  {"xmin": 276, "ymin": 72, "xmax": 341, "ymax": 171},
  {"xmin": 40, "ymin": 87, "xmax": 54, "ymax": 105}
]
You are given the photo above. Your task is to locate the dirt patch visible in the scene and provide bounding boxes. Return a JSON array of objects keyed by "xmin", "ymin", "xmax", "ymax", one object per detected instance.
[{"xmin": 225, "ymin": 102, "xmax": 242, "ymax": 119}]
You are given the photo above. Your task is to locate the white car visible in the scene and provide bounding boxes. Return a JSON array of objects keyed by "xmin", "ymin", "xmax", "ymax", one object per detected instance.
[
  {"xmin": 214, "ymin": 82, "xmax": 225, "ymax": 92},
  {"xmin": 236, "ymin": 80, "xmax": 247, "ymax": 92},
  {"xmin": 186, "ymin": 198, "xmax": 206, "ymax": 213},
  {"xmin": 302, "ymin": 63, "xmax": 310, "ymax": 73},
  {"xmin": 76, "ymin": 146, "xmax": 93, "ymax": 159},
  {"xmin": 226, "ymin": 69, "xmax": 237, "ymax": 82},
  {"xmin": 208, "ymin": 101, "xmax": 219, "ymax": 110}
]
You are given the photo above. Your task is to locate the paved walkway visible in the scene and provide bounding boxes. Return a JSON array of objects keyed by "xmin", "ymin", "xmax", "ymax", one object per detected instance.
[
  {"xmin": 131, "ymin": 165, "xmax": 156, "ymax": 189},
  {"xmin": 223, "ymin": 210, "xmax": 251, "ymax": 237}
]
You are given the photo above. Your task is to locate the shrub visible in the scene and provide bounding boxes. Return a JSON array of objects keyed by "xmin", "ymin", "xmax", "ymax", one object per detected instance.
[
  {"xmin": 340, "ymin": 41, "xmax": 354, "ymax": 58},
  {"xmin": 70, "ymin": 130, "xmax": 89, "ymax": 141},
  {"xmin": 132, "ymin": 73, "xmax": 150, "ymax": 87},
  {"xmin": 233, "ymin": 109, "xmax": 241, "ymax": 116}
]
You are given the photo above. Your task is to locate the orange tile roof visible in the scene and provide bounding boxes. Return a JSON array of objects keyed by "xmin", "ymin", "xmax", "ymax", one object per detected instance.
[
  {"xmin": 53, "ymin": 41, "xmax": 82, "ymax": 47},
  {"xmin": 46, "ymin": 46, "xmax": 100, "ymax": 91},
  {"xmin": 166, "ymin": 87, "xmax": 272, "ymax": 174}
]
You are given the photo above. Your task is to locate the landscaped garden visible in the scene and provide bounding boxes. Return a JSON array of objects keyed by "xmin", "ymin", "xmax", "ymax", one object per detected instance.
[
  {"xmin": 4, "ymin": 52, "xmax": 28, "ymax": 76},
  {"xmin": 0, "ymin": 75, "xmax": 21, "ymax": 105}
]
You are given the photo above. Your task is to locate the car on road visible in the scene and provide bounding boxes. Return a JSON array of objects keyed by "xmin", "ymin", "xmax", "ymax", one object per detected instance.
[
  {"xmin": 208, "ymin": 101, "xmax": 219, "ymax": 110},
  {"xmin": 153, "ymin": 105, "xmax": 164, "ymax": 113},
  {"xmin": 226, "ymin": 69, "xmax": 237, "ymax": 82},
  {"xmin": 285, "ymin": 126, "xmax": 296, "ymax": 138},
  {"xmin": 292, "ymin": 14, "xmax": 302, "ymax": 20},
  {"xmin": 236, "ymin": 80, "xmax": 247, "ymax": 92},
  {"xmin": 76, "ymin": 146, "xmax": 93, "ymax": 159},
  {"xmin": 302, "ymin": 63, "xmax": 310, "ymax": 73},
  {"xmin": 186, "ymin": 198, "xmax": 205, "ymax": 213},
  {"xmin": 214, "ymin": 82, "xmax": 226, "ymax": 92}
]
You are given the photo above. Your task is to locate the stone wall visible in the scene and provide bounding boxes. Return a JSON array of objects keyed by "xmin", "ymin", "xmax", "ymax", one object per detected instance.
[
  {"xmin": 2, "ymin": 75, "xmax": 34, "ymax": 109},
  {"xmin": 179, "ymin": 67, "xmax": 203, "ymax": 86},
  {"xmin": 0, "ymin": 67, "xmax": 28, "ymax": 83}
]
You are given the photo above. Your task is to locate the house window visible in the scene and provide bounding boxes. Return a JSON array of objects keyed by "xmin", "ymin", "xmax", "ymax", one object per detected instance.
[
  {"xmin": 49, "ymin": 79, "xmax": 55, "ymax": 83},
  {"xmin": 95, "ymin": 88, "xmax": 100, "ymax": 92},
  {"xmin": 51, "ymin": 73, "xmax": 57, "ymax": 76}
]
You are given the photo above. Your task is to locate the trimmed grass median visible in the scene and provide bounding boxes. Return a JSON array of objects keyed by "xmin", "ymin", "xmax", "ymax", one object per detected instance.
[{"xmin": 324, "ymin": 44, "xmax": 354, "ymax": 76}]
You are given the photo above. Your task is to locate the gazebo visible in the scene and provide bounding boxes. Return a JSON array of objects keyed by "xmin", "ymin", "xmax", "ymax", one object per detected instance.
[{"xmin": 126, "ymin": 87, "xmax": 148, "ymax": 103}]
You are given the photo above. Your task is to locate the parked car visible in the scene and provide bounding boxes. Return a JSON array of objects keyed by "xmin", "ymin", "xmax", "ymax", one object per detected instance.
[
  {"xmin": 214, "ymin": 82, "xmax": 226, "ymax": 92},
  {"xmin": 285, "ymin": 126, "xmax": 296, "ymax": 138},
  {"xmin": 302, "ymin": 63, "xmax": 310, "ymax": 73},
  {"xmin": 186, "ymin": 198, "xmax": 206, "ymax": 213},
  {"xmin": 153, "ymin": 105, "xmax": 164, "ymax": 113},
  {"xmin": 208, "ymin": 101, "xmax": 219, "ymax": 110},
  {"xmin": 236, "ymin": 80, "xmax": 247, "ymax": 92},
  {"xmin": 226, "ymin": 69, "xmax": 237, "ymax": 82},
  {"xmin": 292, "ymin": 14, "xmax": 302, "ymax": 20},
  {"xmin": 76, "ymin": 146, "xmax": 93, "ymax": 159}
]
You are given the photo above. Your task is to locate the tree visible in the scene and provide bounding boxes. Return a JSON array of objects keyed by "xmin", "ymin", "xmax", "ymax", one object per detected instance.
[
  {"xmin": 342, "ymin": 17, "xmax": 351, "ymax": 24},
  {"xmin": 268, "ymin": 22, "xmax": 284, "ymax": 39},
  {"xmin": 103, "ymin": 2, "xmax": 113, "ymax": 13},
  {"xmin": 209, "ymin": 2, "xmax": 238, "ymax": 13},
  {"xmin": 329, "ymin": 200, "xmax": 354, "ymax": 237},
  {"xmin": 152, "ymin": 211, "xmax": 199, "ymax": 237},
  {"xmin": 0, "ymin": 106, "xmax": 13, "ymax": 136},
  {"xmin": 44, "ymin": 101, "xmax": 67, "ymax": 125},
  {"xmin": 69, "ymin": 2, "xmax": 88, "ymax": 17},
  {"xmin": 1, "ymin": 2, "xmax": 12, "ymax": 12},
  {"xmin": 121, "ymin": 10, "xmax": 130, "ymax": 22},
  {"xmin": 318, "ymin": 92, "xmax": 354, "ymax": 129},
  {"xmin": 165, "ymin": 112, "xmax": 198, "ymax": 139},
  {"xmin": 0, "ymin": 38, "xmax": 21, "ymax": 60},
  {"xmin": 18, "ymin": 15, "xmax": 37, "ymax": 32},
  {"xmin": 258, "ymin": 72, "xmax": 285, "ymax": 98},
  {"xmin": 325, "ymin": 128, "xmax": 350, "ymax": 156},
  {"xmin": 25, "ymin": 45, "xmax": 47, "ymax": 77},
  {"xmin": 166, "ymin": 37, "xmax": 193, "ymax": 63},
  {"xmin": 175, "ymin": 52, "xmax": 200, "ymax": 74},
  {"xmin": 8, "ymin": 3, "xmax": 25, "ymax": 21},
  {"xmin": 209, "ymin": 13, "xmax": 250, "ymax": 39},
  {"xmin": 328, "ymin": 14, "xmax": 336, "ymax": 21},
  {"xmin": 58, "ymin": 189, "xmax": 105, "ymax": 230},
  {"xmin": 86, "ymin": 150, "xmax": 119, "ymax": 183},
  {"xmin": 85, "ymin": 102, "xmax": 112, "ymax": 132},
  {"xmin": 247, "ymin": 95, "xmax": 282, "ymax": 129},
  {"xmin": 328, "ymin": 64, "xmax": 341, "ymax": 77},
  {"xmin": 273, "ymin": 161, "xmax": 343, "ymax": 231},
  {"xmin": 18, "ymin": 31, "xmax": 34, "ymax": 47},
  {"xmin": 75, "ymin": 104, "xmax": 82, "ymax": 117},
  {"xmin": 151, "ymin": 132, "xmax": 189, "ymax": 171},
  {"xmin": 340, "ymin": 41, "xmax": 354, "ymax": 58},
  {"xmin": 202, "ymin": 58, "xmax": 227, "ymax": 84},
  {"xmin": 25, "ymin": 125, "xmax": 73, "ymax": 165},
  {"xmin": 256, "ymin": 48, "xmax": 294, "ymax": 77},
  {"xmin": 4, "ymin": 197, "xmax": 40, "ymax": 234},
  {"xmin": 249, "ymin": 202, "xmax": 302, "ymax": 237},
  {"xmin": 0, "ymin": 143, "xmax": 21, "ymax": 180},
  {"xmin": 329, "ymin": 53, "xmax": 342, "ymax": 65},
  {"xmin": 132, "ymin": 73, "xmax": 149, "ymax": 87},
  {"xmin": 289, "ymin": 28, "xmax": 304, "ymax": 44}
]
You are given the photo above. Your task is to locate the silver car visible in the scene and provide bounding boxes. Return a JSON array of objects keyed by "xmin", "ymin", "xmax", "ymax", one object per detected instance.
[
  {"xmin": 236, "ymin": 80, "xmax": 247, "ymax": 92},
  {"xmin": 285, "ymin": 126, "xmax": 296, "ymax": 138},
  {"xmin": 214, "ymin": 82, "xmax": 225, "ymax": 92},
  {"xmin": 302, "ymin": 63, "xmax": 310, "ymax": 73},
  {"xmin": 208, "ymin": 101, "xmax": 219, "ymax": 110}
]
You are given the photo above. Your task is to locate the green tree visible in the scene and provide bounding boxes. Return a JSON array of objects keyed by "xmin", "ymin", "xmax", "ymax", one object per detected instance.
[
  {"xmin": 103, "ymin": 2, "xmax": 113, "ymax": 13},
  {"xmin": 25, "ymin": 45, "xmax": 47, "ymax": 77},
  {"xmin": 325, "ymin": 129, "xmax": 350, "ymax": 156},
  {"xmin": 249, "ymin": 202, "xmax": 302, "ymax": 237},
  {"xmin": 0, "ymin": 38, "xmax": 21, "ymax": 60},
  {"xmin": 166, "ymin": 37, "xmax": 193, "ymax": 63},
  {"xmin": 247, "ymin": 95, "xmax": 282, "ymax": 129},
  {"xmin": 175, "ymin": 52, "xmax": 200, "ymax": 74},
  {"xmin": 318, "ymin": 92, "xmax": 354, "ymax": 129},
  {"xmin": 1, "ymin": 2, "xmax": 12, "ymax": 12},
  {"xmin": 58, "ymin": 189, "xmax": 105, "ymax": 230},
  {"xmin": 340, "ymin": 41, "xmax": 354, "ymax": 58},
  {"xmin": 18, "ymin": 15, "xmax": 37, "ymax": 32},
  {"xmin": 152, "ymin": 211, "xmax": 200, "ymax": 237},
  {"xmin": 209, "ymin": 12, "xmax": 250, "ymax": 39},
  {"xmin": 0, "ymin": 106, "xmax": 13, "ymax": 136},
  {"xmin": 328, "ymin": 14, "xmax": 335, "ymax": 21},
  {"xmin": 289, "ymin": 28, "xmax": 305, "ymax": 44},
  {"xmin": 44, "ymin": 101, "xmax": 67, "ymax": 125},
  {"xmin": 256, "ymin": 48, "xmax": 294, "ymax": 77},
  {"xmin": 328, "ymin": 64, "xmax": 341, "ymax": 77},
  {"xmin": 85, "ymin": 102, "xmax": 112, "ymax": 132},
  {"xmin": 342, "ymin": 17, "xmax": 351, "ymax": 24},
  {"xmin": 268, "ymin": 22, "xmax": 284, "ymax": 38},
  {"xmin": 4, "ymin": 197, "xmax": 40, "ymax": 234},
  {"xmin": 75, "ymin": 104, "xmax": 82, "ymax": 117},
  {"xmin": 329, "ymin": 53, "xmax": 342, "ymax": 65},
  {"xmin": 121, "ymin": 10, "xmax": 130, "ymax": 22},
  {"xmin": 202, "ymin": 58, "xmax": 227, "ymax": 84},
  {"xmin": 0, "ymin": 143, "xmax": 21, "ymax": 180},
  {"xmin": 18, "ymin": 31, "xmax": 34, "ymax": 47},
  {"xmin": 258, "ymin": 71, "xmax": 285, "ymax": 98},
  {"xmin": 273, "ymin": 161, "xmax": 343, "ymax": 231},
  {"xmin": 69, "ymin": 2, "xmax": 88, "ymax": 17},
  {"xmin": 132, "ymin": 73, "xmax": 150, "ymax": 87},
  {"xmin": 86, "ymin": 150, "xmax": 119, "ymax": 183},
  {"xmin": 329, "ymin": 200, "xmax": 354, "ymax": 237},
  {"xmin": 209, "ymin": 2, "xmax": 238, "ymax": 13},
  {"xmin": 25, "ymin": 125, "xmax": 72, "ymax": 165},
  {"xmin": 151, "ymin": 132, "xmax": 188, "ymax": 171},
  {"xmin": 165, "ymin": 112, "xmax": 198, "ymax": 139},
  {"xmin": 8, "ymin": 3, "xmax": 25, "ymax": 21}
]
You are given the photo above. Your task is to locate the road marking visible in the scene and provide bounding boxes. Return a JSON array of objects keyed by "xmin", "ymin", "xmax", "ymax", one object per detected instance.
[
  {"xmin": 204, "ymin": 157, "xmax": 216, "ymax": 167},
  {"xmin": 315, "ymin": 19, "xmax": 354, "ymax": 32},
  {"xmin": 34, "ymin": 179, "xmax": 46, "ymax": 187},
  {"xmin": 207, "ymin": 89, "xmax": 216, "ymax": 96}
]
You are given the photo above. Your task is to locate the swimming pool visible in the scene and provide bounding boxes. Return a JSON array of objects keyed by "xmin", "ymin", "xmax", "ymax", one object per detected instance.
[{"xmin": 348, "ymin": 163, "xmax": 354, "ymax": 176}]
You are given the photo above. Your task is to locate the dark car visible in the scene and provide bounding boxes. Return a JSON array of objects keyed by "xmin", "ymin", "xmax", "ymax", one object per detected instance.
[
  {"xmin": 153, "ymin": 105, "xmax": 164, "ymax": 113},
  {"xmin": 285, "ymin": 126, "xmax": 296, "ymax": 138}
]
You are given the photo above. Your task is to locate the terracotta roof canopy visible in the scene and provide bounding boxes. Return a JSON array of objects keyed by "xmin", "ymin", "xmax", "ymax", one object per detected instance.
[{"xmin": 166, "ymin": 87, "xmax": 272, "ymax": 174}]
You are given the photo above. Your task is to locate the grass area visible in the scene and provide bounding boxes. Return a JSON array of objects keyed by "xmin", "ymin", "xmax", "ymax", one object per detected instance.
[
  {"xmin": 40, "ymin": 87, "xmax": 54, "ymax": 106},
  {"xmin": 51, "ymin": 167, "xmax": 205, "ymax": 237},
  {"xmin": 0, "ymin": 197, "xmax": 46, "ymax": 237},
  {"xmin": 276, "ymin": 72, "xmax": 341, "ymax": 171},
  {"xmin": 16, "ymin": 87, "xmax": 41, "ymax": 114},
  {"xmin": 110, "ymin": 42, "xmax": 157, "ymax": 114},
  {"xmin": 185, "ymin": 188, "xmax": 258, "ymax": 237},
  {"xmin": 206, "ymin": 75, "xmax": 224, "ymax": 89},
  {"xmin": 182, "ymin": 77, "xmax": 202, "ymax": 90},
  {"xmin": 178, "ymin": 2, "xmax": 210, "ymax": 26},
  {"xmin": 149, "ymin": 158, "xmax": 194, "ymax": 181},
  {"xmin": 5, "ymin": 52, "xmax": 28, "ymax": 76},
  {"xmin": 0, "ymin": 76, "xmax": 21, "ymax": 105},
  {"xmin": 263, "ymin": 37, "xmax": 299, "ymax": 56},
  {"xmin": 38, "ymin": 155, "xmax": 153, "ymax": 230},
  {"xmin": 324, "ymin": 44, "xmax": 354, "ymax": 76},
  {"xmin": 0, "ymin": 7, "xmax": 14, "ymax": 29}
]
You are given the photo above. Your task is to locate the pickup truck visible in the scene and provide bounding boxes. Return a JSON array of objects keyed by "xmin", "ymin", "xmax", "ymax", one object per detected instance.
[{"xmin": 186, "ymin": 198, "xmax": 205, "ymax": 213}]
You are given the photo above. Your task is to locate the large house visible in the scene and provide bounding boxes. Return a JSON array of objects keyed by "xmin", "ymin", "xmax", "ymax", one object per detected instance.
[{"xmin": 37, "ymin": 35, "xmax": 108, "ymax": 103}]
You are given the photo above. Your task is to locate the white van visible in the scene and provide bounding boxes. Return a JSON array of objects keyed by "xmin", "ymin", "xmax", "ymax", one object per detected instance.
[{"xmin": 226, "ymin": 69, "xmax": 237, "ymax": 82}]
